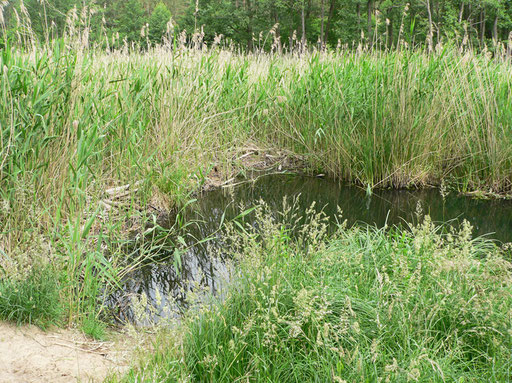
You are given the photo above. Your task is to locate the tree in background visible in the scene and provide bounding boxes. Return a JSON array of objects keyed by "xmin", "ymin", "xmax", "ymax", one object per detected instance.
[
  {"xmin": 113, "ymin": 0, "xmax": 146, "ymax": 43},
  {"xmin": 2, "ymin": 0, "xmax": 512, "ymax": 51},
  {"xmin": 148, "ymin": 2, "xmax": 172, "ymax": 44}
]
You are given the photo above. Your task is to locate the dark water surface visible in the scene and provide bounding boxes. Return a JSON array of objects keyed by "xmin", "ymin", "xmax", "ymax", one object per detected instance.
[{"xmin": 109, "ymin": 174, "xmax": 512, "ymax": 323}]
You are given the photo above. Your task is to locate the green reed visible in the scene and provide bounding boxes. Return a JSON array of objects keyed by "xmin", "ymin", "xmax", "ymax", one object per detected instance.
[{"xmin": 1, "ymin": 41, "xmax": 512, "ymax": 329}]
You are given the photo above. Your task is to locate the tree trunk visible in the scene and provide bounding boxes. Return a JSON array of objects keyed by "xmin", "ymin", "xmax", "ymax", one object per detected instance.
[
  {"xmin": 387, "ymin": 8, "xmax": 393, "ymax": 48},
  {"xmin": 435, "ymin": 0, "xmax": 442, "ymax": 44},
  {"xmin": 247, "ymin": 0, "xmax": 253, "ymax": 51},
  {"xmin": 508, "ymin": 31, "xmax": 512, "ymax": 58},
  {"xmin": 426, "ymin": 0, "xmax": 433, "ymax": 50},
  {"xmin": 305, "ymin": 0, "xmax": 313, "ymax": 21},
  {"xmin": 320, "ymin": 0, "xmax": 325, "ymax": 46},
  {"xmin": 479, "ymin": 7, "xmax": 485, "ymax": 47},
  {"xmin": 357, "ymin": 3, "xmax": 361, "ymax": 39},
  {"xmin": 458, "ymin": 2, "xmax": 464, "ymax": 23},
  {"xmin": 301, "ymin": 1, "xmax": 306, "ymax": 47},
  {"xmin": 493, "ymin": 14, "xmax": 499, "ymax": 42},
  {"xmin": 324, "ymin": 0, "xmax": 335, "ymax": 44},
  {"xmin": 367, "ymin": 0, "xmax": 373, "ymax": 47},
  {"xmin": 273, "ymin": 8, "xmax": 282, "ymax": 53}
]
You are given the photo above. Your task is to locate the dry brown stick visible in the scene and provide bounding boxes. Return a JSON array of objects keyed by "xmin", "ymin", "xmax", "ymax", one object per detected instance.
[{"xmin": 105, "ymin": 180, "xmax": 142, "ymax": 197}]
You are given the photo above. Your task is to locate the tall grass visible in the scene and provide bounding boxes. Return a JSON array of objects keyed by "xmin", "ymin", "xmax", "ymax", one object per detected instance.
[
  {"xmin": 117, "ymin": 205, "xmax": 512, "ymax": 382},
  {"xmin": 1, "ymin": 40, "xmax": 512, "ymax": 326},
  {"xmin": 3, "ymin": 44, "xmax": 512, "ymax": 203}
]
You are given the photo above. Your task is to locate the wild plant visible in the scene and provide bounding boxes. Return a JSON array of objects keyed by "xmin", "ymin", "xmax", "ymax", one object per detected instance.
[{"xmin": 120, "ymin": 204, "xmax": 512, "ymax": 382}]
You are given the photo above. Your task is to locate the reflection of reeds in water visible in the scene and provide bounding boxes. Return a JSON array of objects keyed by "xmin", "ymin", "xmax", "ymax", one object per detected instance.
[
  {"xmin": 131, "ymin": 203, "xmax": 512, "ymax": 382},
  {"xmin": 194, "ymin": 175, "xmax": 512, "ymax": 242},
  {"xmin": 1, "ymin": 7, "xmax": 512, "ymax": 333}
]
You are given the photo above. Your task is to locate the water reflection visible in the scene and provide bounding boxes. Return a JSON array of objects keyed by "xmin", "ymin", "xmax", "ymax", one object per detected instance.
[{"xmin": 109, "ymin": 174, "xmax": 512, "ymax": 323}]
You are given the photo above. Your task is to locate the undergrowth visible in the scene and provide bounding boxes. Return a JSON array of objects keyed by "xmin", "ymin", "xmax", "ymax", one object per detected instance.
[
  {"xmin": 0, "ymin": 263, "xmax": 62, "ymax": 329},
  {"xmin": 117, "ymin": 203, "xmax": 512, "ymax": 382}
]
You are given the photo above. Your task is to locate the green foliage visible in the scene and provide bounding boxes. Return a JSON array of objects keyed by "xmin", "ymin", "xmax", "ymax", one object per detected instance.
[
  {"xmin": 21, "ymin": 0, "xmax": 77, "ymax": 38},
  {"xmin": 0, "ymin": 264, "xmax": 63, "ymax": 329},
  {"xmin": 3, "ymin": 0, "xmax": 512, "ymax": 50},
  {"xmin": 81, "ymin": 314, "xmax": 107, "ymax": 340},
  {"xmin": 116, "ymin": 0, "xmax": 147, "ymax": 43},
  {"xmin": 120, "ymin": 206, "xmax": 512, "ymax": 381},
  {"xmin": 1, "ymin": 37, "xmax": 512, "ymax": 335},
  {"xmin": 178, "ymin": 0, "xmax": 512, "ymax": 50},
  {"xmin": 149, "ymin": 2, "xmax": 172, "ymax": 44}
]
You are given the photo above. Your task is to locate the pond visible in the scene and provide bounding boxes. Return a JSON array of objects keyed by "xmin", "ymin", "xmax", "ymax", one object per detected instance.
[{"xmin": 108, "ymin": 173, "xmax": 512, "ymax": 323}]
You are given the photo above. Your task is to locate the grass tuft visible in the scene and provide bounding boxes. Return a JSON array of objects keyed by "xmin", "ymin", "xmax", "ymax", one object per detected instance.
[{"xmin": 0, "ymin": 264, "xmax": 62, "ymax": 329}]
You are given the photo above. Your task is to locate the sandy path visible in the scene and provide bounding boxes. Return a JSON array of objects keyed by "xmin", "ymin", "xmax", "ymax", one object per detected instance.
[{"xmin": 0, "ymin": 322, "xmax": 131, "ymax": 383}]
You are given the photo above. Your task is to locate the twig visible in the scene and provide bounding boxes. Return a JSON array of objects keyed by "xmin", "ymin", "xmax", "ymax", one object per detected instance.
[{"xmin": 105, "ymin": 181, "xmax": 142, "ymax": 197}]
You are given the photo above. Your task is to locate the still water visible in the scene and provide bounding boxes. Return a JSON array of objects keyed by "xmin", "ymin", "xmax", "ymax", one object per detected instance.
[{"xmin": 109, "ymin": 173, "xmax": 512, "ymax": 323}]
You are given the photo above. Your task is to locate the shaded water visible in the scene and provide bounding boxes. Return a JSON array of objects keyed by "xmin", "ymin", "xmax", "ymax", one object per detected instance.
[{"xmin": 109, "ymin": 174, "xmax": 512, "ymax": 323}]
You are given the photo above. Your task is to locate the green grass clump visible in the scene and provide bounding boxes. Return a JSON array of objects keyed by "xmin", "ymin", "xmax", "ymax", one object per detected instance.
[
  {"xmin": 81, "ymin": 314, "xmax": 107, "ymax": 340},
  {"xmin": 0, "ymin": 264, "xmax": 62, "ymax": 329},
  {"xmin": 122, "ymin": 206, "xmax": 512, "ymax": 382}
]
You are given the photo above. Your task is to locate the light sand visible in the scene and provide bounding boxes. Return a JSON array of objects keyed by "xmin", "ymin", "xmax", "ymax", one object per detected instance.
[{"xmin": 0, "ymin": 322, "xmax": 131, "ymax": 383}]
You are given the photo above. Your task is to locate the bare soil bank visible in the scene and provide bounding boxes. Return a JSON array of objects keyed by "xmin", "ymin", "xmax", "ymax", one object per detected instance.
[{"xmin": 0, "ymin": 322, "xmax": 131, "ymax": 382}]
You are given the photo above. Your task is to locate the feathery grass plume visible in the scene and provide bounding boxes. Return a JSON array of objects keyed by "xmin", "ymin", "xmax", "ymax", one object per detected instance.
[{"xmin": 115, "ymin": 204, "xmax": 512, "ymax": 382}]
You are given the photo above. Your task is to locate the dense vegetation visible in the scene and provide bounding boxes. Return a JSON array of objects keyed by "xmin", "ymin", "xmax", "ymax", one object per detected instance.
[
  {"xmin": 1, "ymin": 37, "xmax": 511, "ymax": 333},
  {"xmin": 1, "ymin": 3, "xmax": 512, "ymax": 381},
  {"xmin": 2, "ymin": 0, "xmax": 512, "ymax": 50},
  {"xmin": 2, "ymin": 43, "xmax": 512, "ymax": 206},
  {"xmin": 115, "ymin": 205, "xmax": 512, "ymax": 382}
]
